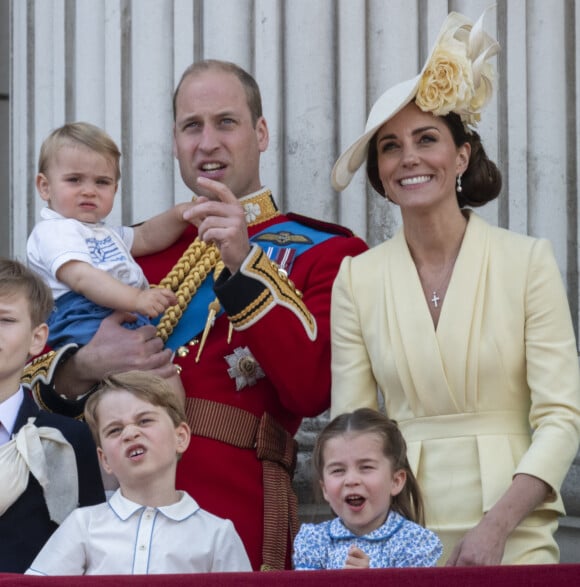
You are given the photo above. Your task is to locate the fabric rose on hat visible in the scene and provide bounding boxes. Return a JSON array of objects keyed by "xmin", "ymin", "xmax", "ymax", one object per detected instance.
[
  {"xmin": 416, "ymin": 38, "xmax": 474, "ymax": 120},
  {"xmin": 415, "ymin": 12, "xmax": 498, "ymax": 130}
]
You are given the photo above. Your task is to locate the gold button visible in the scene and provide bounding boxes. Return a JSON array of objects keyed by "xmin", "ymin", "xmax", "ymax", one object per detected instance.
[{"xmin": 176, "ymin": 346, "xmax": 189, "ymax": 357}]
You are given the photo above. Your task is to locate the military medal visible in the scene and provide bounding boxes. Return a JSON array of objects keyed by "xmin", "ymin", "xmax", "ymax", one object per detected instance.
[{"xmin": 225, "ymin": 346, "xmax": 265, "ymax": 390}]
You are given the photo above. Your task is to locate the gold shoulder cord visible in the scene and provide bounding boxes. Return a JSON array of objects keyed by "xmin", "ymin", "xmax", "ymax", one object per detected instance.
[
  {"xmin": 154, "ymin": 189, "xmax": 280, "ymax": 358},
  {"xmin": 155, "ymin": 238, "xmax": 224, "ymax": 351}
]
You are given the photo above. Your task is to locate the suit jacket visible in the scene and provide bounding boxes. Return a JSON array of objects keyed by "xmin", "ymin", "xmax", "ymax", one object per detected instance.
[
  {"xmin": 330, "ymin": 211, "xmax": 580, "ymax": 559},
  {"xmin": 0, "ymin": 391, "xmax": 105, "ymax": 573}
]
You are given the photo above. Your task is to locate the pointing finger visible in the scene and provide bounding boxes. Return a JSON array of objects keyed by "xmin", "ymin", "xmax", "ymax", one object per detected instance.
[{"xmin": 196, "ymin": 176, "xmax": 238, "ymax": 204}]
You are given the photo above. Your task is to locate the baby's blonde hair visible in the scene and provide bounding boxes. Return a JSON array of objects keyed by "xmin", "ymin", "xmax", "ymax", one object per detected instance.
[{"xmin": 38, "ymin": 121, "xmax": 121, "ymax": 181}]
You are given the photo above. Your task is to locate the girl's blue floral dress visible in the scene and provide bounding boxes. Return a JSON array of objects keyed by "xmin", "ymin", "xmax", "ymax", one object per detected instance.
[{"xmin": 293, "ymin": 510, "xmax": 442, "ymax": 569}]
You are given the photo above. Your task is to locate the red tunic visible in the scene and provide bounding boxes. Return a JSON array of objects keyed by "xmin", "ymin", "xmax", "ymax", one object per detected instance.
[
  {"xmin": 25, "ymin": 189, "xmax": 368, "ymax": 570},
  {"xmin": 138, "ymin": 191, "xmax": 367, "ymax": 569}
]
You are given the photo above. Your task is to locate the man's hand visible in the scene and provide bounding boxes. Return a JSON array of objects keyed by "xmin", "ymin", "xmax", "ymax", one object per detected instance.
[
  {"xmin": 183, "ymin": 176, "xmax": 251, "ymax": 273},
  {"xmin": 54, "ymin": 311, "xmax": 175, "ymax": 399},
  {"xmin": 344, "ymin": 546, "xmax": 370, "ymax": 569},
  {"xmin": 85, "ymin": 311, "xmax": 175, "ymax": 377}
]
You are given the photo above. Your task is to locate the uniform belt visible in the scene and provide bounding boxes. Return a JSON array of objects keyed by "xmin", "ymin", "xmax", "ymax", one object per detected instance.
[{"xmin": 184, "ymin": 398, "xmax": 298, "ymax": 570}]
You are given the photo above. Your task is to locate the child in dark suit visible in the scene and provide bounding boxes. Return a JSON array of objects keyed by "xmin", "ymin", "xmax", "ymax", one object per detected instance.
[{"xmin": 0, "ymin": 258, "xmax": 105, "ymax": 573}]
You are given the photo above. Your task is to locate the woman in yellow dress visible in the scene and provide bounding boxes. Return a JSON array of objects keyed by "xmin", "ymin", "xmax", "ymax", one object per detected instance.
[{"xmin": 330, "ymin": 11, "xmax": 580, "ymax": 566}]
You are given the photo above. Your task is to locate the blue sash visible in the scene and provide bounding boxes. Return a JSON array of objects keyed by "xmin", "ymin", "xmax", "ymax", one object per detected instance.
[{"xmin": 162, "ymin": 220, "xmax": 334, "ymax": 350}]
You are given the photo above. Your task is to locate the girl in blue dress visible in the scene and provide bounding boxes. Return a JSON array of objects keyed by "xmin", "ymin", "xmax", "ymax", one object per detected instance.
[{"xmin": 293, "ymin": 408, "xmax": 441, "ymax": 569}]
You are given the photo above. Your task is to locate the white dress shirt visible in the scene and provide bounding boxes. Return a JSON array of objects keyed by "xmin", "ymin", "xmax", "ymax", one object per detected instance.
[
  {"xmin": 26, "ymin": 489, "xmax": 251, "ymax": 575},
  {"xmin": 0, "ymin": 387, "xmax": 24, "ymax": 445},
  {"xmin": 27, "ymin": 207, "xmax": 147, "ymax": 301}
]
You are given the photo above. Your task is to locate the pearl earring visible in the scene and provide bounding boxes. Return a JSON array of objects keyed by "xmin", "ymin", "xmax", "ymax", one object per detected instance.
[{"xmin": 456, "ymin": 174, "xmax": 463, "ymax": 193}]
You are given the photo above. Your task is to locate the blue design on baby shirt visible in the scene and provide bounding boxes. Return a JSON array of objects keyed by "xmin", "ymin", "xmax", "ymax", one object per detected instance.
[{"xmin": 86, "ymin": 235, "xmax": 128, "ymax": 264}]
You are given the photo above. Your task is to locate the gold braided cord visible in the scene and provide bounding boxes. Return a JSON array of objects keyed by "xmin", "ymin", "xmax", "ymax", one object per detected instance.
[
  {"xmin": 212, "ymin": 259, "xmax": 225, "ymax": 285},
  {"xmin": 194, "ymin": 260, "xmax": 227, "ymax": 362},
  {"xmin": 157, "ymin": 238, "xmax": 210, "ymax": 291},
  {"xmin": 156, "ymin": 237, "xmax": 222, "ymax": 342},
  {"xmin": 153, "ymin": 188, "xmax": 281, "ymax": 345}
]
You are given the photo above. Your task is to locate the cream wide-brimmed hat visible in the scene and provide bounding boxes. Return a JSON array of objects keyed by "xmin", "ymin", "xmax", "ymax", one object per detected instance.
[{"xmin": 331, "ymin": 10, "xmax": 500, "ymax": 192}]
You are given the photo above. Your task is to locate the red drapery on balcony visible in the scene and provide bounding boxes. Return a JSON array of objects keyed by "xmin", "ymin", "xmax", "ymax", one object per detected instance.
[{"xmin": 3, "ymin": 565, "xmax": 580, "ymax": 586}]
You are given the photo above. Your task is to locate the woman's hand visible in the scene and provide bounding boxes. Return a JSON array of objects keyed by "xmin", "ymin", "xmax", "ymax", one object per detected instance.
[
  {"xmin": 446, "ymin": 515, "xmax": 507, "ymax": 566},
  {"xmin": 446, "ymin": 473, "xmax": 551, "ymax": 566}
]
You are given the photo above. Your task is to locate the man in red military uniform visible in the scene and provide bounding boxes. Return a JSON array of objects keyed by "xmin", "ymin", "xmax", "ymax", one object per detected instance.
[{"xmin": 24, "ymin": 60, "xmax": 368, "ymax": 570}]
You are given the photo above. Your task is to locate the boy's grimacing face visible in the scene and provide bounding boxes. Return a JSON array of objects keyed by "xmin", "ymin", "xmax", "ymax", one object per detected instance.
[
  {"xmin": 95, "ymin": 389, "xmax": 190, "ymax": 484},
  {"xmin": 0, "ymin": 293, "xmax": 48, "ymax": 394}
]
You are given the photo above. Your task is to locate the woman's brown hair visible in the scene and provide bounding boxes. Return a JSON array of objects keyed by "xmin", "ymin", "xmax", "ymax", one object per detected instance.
[{"xmin": 366, "ymin": 106, "xmax": 502, "ymax": 208}]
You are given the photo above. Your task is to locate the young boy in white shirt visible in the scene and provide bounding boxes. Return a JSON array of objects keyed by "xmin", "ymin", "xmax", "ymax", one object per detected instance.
[{"xmin": 26, "ymin": 370, "xmax": 251, "ymax": 575}]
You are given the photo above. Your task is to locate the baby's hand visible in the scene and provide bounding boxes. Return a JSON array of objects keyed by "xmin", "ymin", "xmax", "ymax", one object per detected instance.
[
  {"xmin": 344, "ymin": 545, "xmax": 370, "ymax": 569},
  {"xmin": 136, "ymin": 287, "xmax": 177, "ymax": 317}
]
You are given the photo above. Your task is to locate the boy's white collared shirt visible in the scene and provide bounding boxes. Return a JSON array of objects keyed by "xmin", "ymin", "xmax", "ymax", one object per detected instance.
[
  {"xmin": 0, "ymin": 387, "xmax": 24, "ymax": 445},
  {"xmin": 26, "ymin": 489, "xmax": 251, "ymax": 575}
]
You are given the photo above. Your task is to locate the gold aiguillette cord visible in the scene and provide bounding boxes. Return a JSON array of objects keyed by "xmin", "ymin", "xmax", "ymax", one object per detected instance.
[
  {"xmin": 195, "ymin": 299, "xmax": 221, "ymax": 363},
  {"xmin": 194, "ymin": 260, "xmax": 236, "ymax": 363}
]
